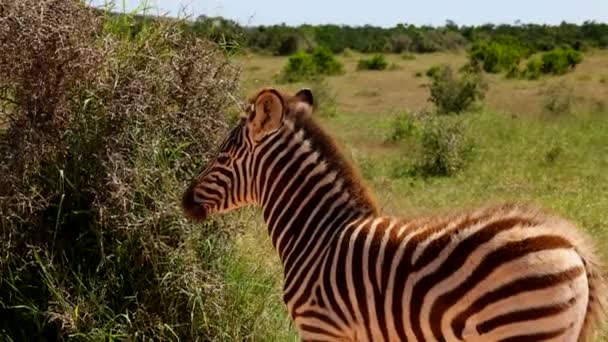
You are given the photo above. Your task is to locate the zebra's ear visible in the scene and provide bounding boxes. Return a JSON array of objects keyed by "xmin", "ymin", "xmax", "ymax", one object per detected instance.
[
  {"xmin": 249, "ymin": 88, "xmax": 285, "ymax": 142},
  {"xmin": 288, "ymin": 88, "xmax": 314, "ymax": 117},
  {"xmin": 294, "ymin": 88, "xmax": 313, "ymax": 106}
]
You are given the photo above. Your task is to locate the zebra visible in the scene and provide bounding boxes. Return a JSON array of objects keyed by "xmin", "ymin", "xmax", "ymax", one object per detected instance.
[{"xmin": 182, "ymin": 87, "xmax": 606, "ymax": 341}]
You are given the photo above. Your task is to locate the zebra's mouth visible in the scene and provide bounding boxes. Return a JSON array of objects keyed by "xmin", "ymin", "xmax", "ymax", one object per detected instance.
[{"xmin": 182, "ymin": 186, "xmax": 208, "ymax": 221}]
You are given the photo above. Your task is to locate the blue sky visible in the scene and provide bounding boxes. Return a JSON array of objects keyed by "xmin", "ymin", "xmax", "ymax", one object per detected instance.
[{"xmin": 90, "ymin": 0, "xmax": 608, "ymax": 27}]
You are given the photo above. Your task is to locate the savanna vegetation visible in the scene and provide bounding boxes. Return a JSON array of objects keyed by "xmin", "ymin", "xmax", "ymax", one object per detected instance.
[{"xmin": 1, "ymin": 1, "xmax": 608, "ymax": 341}]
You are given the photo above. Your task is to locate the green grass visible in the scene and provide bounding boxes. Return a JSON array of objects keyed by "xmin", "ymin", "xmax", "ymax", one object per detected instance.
[
  {"xmin": 231, "ymin": 105, "xmax": 608, "ymax": 340},
  {"xmin": 3, "ymin": 3, "xmax": 607, "ymax": 337},
  {"xmin": 232, "ymin": 52, "xmax": 607, "ymax": 338}
]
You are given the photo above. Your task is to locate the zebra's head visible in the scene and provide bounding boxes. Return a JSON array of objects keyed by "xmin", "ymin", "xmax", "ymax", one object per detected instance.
[{"xmin": 182, "ymin": 87, "xmax": 314, "ymax": 220}]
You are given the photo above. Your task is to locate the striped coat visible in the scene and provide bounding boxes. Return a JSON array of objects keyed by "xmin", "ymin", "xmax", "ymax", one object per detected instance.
[{"xmin": 182, "ymin": 87, "xmax": 606, "ymax": 341}]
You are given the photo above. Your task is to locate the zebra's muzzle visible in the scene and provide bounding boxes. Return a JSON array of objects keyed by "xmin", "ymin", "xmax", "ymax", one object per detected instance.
[{"xmin": 182, "ymin": 185, "xmax": 208, "ymax": 221}]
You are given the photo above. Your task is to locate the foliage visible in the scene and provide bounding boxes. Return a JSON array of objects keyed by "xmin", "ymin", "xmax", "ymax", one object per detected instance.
[
  {"xmin": 357, "ymin": 54, "xmax": 389, "ymax": 71},
  {"xmin": 540, "ymin": 48, "xmax": 583, "ymax": 75},
  {"xmin": 0, "ymin": 1, "xmax": 248, "ymax": 340},
  {"xmin": 190, "ymin": 15, "xmax": 244, "ymax": 53},
  {"xmin": 182, "ymin": 14, "xmax": 608, "ymax": 56},
  {"xmin": 387, "ymin": 113, "xmax": 418, "ymax": 142},
  {"xmin": 415, "ymin": 117, "xmax": 474, "ymax": 177},
  {"xmin": 468, "ymin": 40, "xmax": 528, "ymax": 73},
  {"xmin": 427, "ymin": 65, "xmax": 488, "ymax": 114},
  {"xmin": 521, "ymin": 58, "xmax": 543, "ymax": 80},
  {"xmin": 426, "ymin": 65, "xmax": 442, "ymax": 78},
  {"xmin": 543, "ymin": 81, "xmax": 575, "ymax": 115},
  {"xmin": 279, "ymin": 47, "xmax": 343, "ymax": 83}
]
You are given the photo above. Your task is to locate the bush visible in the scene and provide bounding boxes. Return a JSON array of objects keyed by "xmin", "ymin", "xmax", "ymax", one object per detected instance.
[
  {"xmin": 415, "ymin": 117, "xmax": 474, "ymax": 177},
  {"xmin": 468, "ymin": 41, "xmax": 527, "ymax": 73},
  {"xmin": 0, "ymin": 1, "xmax": 243, "ymax": 340},
  {"xmin": 357, "ymin": 54, "xmax": 388, "ymax": 70},
  {"xmin": 387, "ymin": 113, "xmax": 418, "ymax": 142},
  {"xmin": 427, "ymin": 65, "xmax": 488, "ymax": 114},
  {"xmin": 543, "ymin": 81, "xmax": 575, "ymax": 115},
  {"xmin": 521, "ymin": 59, "xmax": 543, "ymax": 80},
  {"xmin": 390, "ymin": 34, "xmax": 413, "ymax": 53},
  {"xmin": 541, "ymin": 48, "xmax": 583, "ymax": 75},
  {"xmin": 275, "ymin": 34, "xmax": 300, "ymax": 55},
  {"xmin": 279, "ymin": 47, "xmax": 343, "ymax": 83},
  {"xmin": 426, "ymin": 65, "xmax": 442, "ymax": 78}
]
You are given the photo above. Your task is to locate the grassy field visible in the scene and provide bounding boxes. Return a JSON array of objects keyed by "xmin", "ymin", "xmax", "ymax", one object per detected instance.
[
  {"xmin": 221, "ymin": 50, "xmax": 608, "ymax": 339},
  {"xmin": 2, "ymin": 3, "xmax": 606, "ymax": 340}
]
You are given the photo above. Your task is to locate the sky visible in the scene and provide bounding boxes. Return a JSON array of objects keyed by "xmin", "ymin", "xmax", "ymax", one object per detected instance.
[{"xmin": 90, "ymin": 0, "xmax": 608, "ymax": 27}]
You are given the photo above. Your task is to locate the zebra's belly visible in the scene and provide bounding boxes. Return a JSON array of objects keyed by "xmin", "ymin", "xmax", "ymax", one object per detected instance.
[{"xmin": 295, "ymin": 256, "xmax": 588, "ymax": 342}]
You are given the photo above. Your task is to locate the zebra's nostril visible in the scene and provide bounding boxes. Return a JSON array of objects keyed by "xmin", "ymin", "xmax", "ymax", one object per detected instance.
[{"xmin": 182, "ymin": 186, "xmax": 208, "ymax": 220}]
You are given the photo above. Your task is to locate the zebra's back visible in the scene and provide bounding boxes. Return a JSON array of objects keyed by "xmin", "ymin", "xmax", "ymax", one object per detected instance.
[{"xmin": 295, "ymin": 204, "xmax": 604, "ymax": 342}]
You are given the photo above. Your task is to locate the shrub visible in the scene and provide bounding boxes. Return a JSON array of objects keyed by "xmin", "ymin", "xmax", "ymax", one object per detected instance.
[
  {"xmin": 357, "ymin": 54, "xmax": 388, "ymax": 70},
  {"xmin": 387, "ymin": 113, "xmax": 418, "ymax": 142},
  {"xmin": 390, "ymin": 34, "xmax": 413, "ymax": 53},
  {"xmin": 279, "ymin": 47, "xmax": 343, "ymax": 83},
  {"xmin": 521, "ymin": 59, "xmax": 543, "ymax": 80},
  {"xmin": 0, "ymin": 1, "xmax": 242, "ymax": 340},
  {"xmin": 280, "ymin": 50, "xmax": 318, "ymax": 82},
  {"xmin": 415, "ymin": 117, "xmax": 474, "ymax": 177},
  {"xmin": 543, "ymin": 81, "xmax": 575, "ymax": 115},
  {"xmin": 468, "ymin": 41, "xmax": 527, "ymax": 74},
  {"xmin": 427, "ymin": 65, "xmax": 488, "ymax": 114},
  {"xmin": 541, "ymin": 48, "xmax": 583, "ymax": 75},
  {"xmin": 312, "ymin": 46, "xmax": 344, "ymax": 75},
  {"xmin": 275, "ymin": 34, "xmax": 300, "ymax": 55},
  {"xmin": 426, "ymin": 65, "xmax": 442, "ymax": 78}
]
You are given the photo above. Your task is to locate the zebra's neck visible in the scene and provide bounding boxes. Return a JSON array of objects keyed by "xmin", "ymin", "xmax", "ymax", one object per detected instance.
[{"xmin": 254, "ymin": 117, "xmax": 378, "ymax": 282}]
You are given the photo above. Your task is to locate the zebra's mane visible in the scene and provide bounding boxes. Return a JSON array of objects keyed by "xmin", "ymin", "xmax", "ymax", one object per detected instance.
[{"xmin": 290, "ymin": 112, "xmax": 380, "ymax": 217}]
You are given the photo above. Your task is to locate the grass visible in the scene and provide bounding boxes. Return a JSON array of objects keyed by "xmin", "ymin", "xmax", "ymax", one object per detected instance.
[
  {"xmin": 2, "ymin": 2, "xmax": 606, "ymax": 338},
  {"xmin": 230, "ymin": 50, "xmax": 608, "ymax": 339},
  {"xmin": 236, "ymin": 50, "xmax": 608, "ymax": 116}
]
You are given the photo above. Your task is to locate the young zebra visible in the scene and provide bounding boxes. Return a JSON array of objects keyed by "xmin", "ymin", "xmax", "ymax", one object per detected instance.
[{"xmin": 182, "ymin": 88, "xmax": 606, "ymax": 341}]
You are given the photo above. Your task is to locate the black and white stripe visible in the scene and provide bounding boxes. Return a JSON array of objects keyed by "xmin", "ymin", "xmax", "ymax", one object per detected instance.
[{"xmin": 183, "ymin": 88, "xmax": 606, "ymax": 341}]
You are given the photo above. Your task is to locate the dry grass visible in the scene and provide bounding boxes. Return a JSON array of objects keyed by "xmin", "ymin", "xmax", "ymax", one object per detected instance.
[{"xmin": 237, "ymin": 50, "xmax": 608, "ymax": 116}]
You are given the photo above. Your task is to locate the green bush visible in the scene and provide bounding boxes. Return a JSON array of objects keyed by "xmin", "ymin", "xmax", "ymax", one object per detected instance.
[
  {"xmin": 468, "ymin": 40, "xmax": 527, "ymax": 74},
  {"xmin": 426, "ymin": 65, "xmax": 442, "ymax": 78},
  {"xmin": 0, "ymin": 1, "xmax": 245, "ymax": 340},
  {"xmin": 275, "ymin": 34, "xmax": 300, "ymax": 55},
  {"xmin": 279, "ymin": 47, "xmax": 343, "ymax": 83},
  {"xmin": 521, "ymin": 59, "xmax": 543, "ymax": 80},
  {"xmin": 387, "ymin": 112, "xmax": 418, "ymax": 142},
  {"xmin": 357, "ymin": 54, "xmax": 388, "ymax": 70},
  {"xmin": 415, "ymin": 117, "xmax": 474, "ymax": 177},
  {"xmin": 279, "ymin": 51, "xmax": 317, "ymax": 82},
  {"xmin": 541, "ymin": 48, "xmax": 583, "ymax": 75},
  {"xmin": 357, "ymin": 55, "xmax": 388, "ymax": 70},
  {"xmin": 427, "ymin": 65, "xmax": 487, "ymax": 114}
]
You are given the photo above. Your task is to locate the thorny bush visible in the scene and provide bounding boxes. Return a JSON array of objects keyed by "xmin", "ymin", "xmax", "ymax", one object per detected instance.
[{"xmin": 0, "ymin": 0, "xmax": 240, "ymax": 340}]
